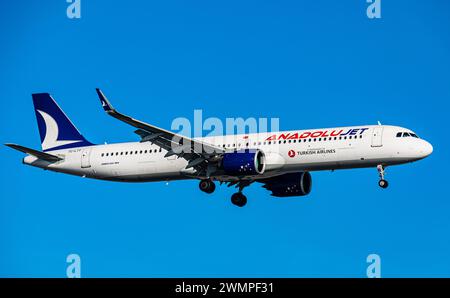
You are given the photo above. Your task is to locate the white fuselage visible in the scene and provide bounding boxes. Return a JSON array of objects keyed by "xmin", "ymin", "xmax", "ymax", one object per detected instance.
[{"xmin": 23, "ymin": 125, "xmax": 433, "ymax": 182}]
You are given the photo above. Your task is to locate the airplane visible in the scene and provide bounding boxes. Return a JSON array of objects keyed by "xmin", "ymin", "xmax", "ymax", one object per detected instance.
[{"xmin": 5, "ymin": 90, "xmax": 433, "ymax": 207}]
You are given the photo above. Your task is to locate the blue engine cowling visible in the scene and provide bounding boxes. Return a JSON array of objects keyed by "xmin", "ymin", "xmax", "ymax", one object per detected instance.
[
  {"xmin": 261, "ymin": 172, "xmax": 312, "ymax": 197},
  {"xmin": 221, "ymin": 149, "xmax": 266, "ymax": 176}
]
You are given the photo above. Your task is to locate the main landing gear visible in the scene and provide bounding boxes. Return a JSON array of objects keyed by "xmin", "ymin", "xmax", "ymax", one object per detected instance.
[
  {"xmin": 377, "ymin": 165, "xmax": 389, "ymax": 189},
  {"xmin": 199, "ymin": 179, "xmax": 216, "ymax": 194},
  {"xmin": 199, "ymin": 179, "xmax": 249, "ymax": 207},
  {"xmin": 230, "ymin": 181, "xmax": 251, "ymax": 207},
  {"xmin": 231, "ymin": 192, "xmax": 247, "ymax": 207}
]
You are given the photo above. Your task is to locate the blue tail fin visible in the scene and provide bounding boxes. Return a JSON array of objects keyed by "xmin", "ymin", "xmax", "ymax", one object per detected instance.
[{"xmin": 32, "ymin": 93, "xmax": 93, "ymax": 151}]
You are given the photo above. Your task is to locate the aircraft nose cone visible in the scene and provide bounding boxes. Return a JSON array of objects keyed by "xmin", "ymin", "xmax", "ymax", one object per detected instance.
[{"xmin": 421, "ymin": 141, "xmax": 433, "ymax": 157}]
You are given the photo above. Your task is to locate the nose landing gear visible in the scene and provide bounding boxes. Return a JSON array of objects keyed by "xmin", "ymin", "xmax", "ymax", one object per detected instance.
[{"xmin": 377, "ymin": 165, "xmax": 389, "ymax": 188}]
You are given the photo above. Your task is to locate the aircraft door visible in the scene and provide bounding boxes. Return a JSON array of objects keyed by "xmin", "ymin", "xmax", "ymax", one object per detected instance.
[
  {"xmin": 81, "ymin": 148, "xmax": 92, "ymax": 168},
  {"xmin": 371, "ymin": 127, "xmax": 384, "ymax": 147}
]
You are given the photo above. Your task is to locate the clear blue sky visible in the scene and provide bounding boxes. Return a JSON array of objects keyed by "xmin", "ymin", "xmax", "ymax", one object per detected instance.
[{"xmin": 1, "ymin": 0, "xmax": 449, "ymax": 277}]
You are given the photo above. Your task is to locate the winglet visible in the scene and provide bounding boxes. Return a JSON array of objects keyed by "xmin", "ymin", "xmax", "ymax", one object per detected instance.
[{"xmin": 96, "ymin": 88, "xmax": 114, "ymax": 112}]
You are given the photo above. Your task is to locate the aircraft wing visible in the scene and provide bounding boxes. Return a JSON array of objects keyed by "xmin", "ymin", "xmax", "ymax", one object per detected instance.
[{"xmin": 95, "ymin": 89, "xmax": 224, "ymax": 172}]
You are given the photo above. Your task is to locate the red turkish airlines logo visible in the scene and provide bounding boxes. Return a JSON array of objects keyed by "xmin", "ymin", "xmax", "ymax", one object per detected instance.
[{"xmin": 288, "ymin": 150, "xmax": 296, "ymax": 158}]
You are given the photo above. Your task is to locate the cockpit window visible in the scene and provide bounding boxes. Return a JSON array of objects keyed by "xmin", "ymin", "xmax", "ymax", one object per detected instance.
[{"xmin": 397, "ymin": 131, "xmax": 419, "ymax": 138}]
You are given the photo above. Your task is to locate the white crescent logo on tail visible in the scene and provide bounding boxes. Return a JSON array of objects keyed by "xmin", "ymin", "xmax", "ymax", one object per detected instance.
[{"xmin": 37, "ymin": 110, "xmax": 81, "ymax": 150}]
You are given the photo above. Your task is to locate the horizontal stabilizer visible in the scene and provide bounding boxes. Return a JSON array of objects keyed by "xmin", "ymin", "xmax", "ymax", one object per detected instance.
[{"xmin": 5, "ymin": 143, "xmax": 63, "ymax": 162}]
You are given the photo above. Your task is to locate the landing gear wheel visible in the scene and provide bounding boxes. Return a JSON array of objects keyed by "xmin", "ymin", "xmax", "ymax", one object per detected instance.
[
  {"xmin": 231, "ymin": 192, "xmax": 247, "ymax": 207},
  {"xmin": 376, "ymin": 165, "xmax": 388, "ymax": 189},
  {"xmin": 199, "ymin": 179, "xmax": 216, "ymax": 194},
  {"xmin": 378, "ymin": 179, "xmax": 389, "ymax": 189}
]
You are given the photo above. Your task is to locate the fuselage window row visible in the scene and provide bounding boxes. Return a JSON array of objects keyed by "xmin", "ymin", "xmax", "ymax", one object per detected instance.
[
  {"xmin": 216, "ymin": 134, "xmax": 363, "ymax": 148},
  {"xmin": 101, "ymin": 148, "xmax": 162, "ymax": 157},
  {"xmin": 100, "ymin": 135, "xmax": 363, "ymax": 158}
]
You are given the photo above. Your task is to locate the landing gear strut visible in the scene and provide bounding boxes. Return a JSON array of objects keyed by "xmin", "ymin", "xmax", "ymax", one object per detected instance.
[
  {"xmin": 199, "ymin": 179, "xmax": 216, "ymax": 194},
  {"xmin": 377, "ymin": 165, "xmax": 388, "ymax": 188}
]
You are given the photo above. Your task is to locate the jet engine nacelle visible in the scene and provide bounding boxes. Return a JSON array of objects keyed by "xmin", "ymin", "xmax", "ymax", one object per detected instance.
[
  {"xmin": 221, "ymin": 149, "xmax": 266, "ymax": 176},
  {"xmin": 261, "ymin": 172, "xmax": 312, "ymax": 197}
]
